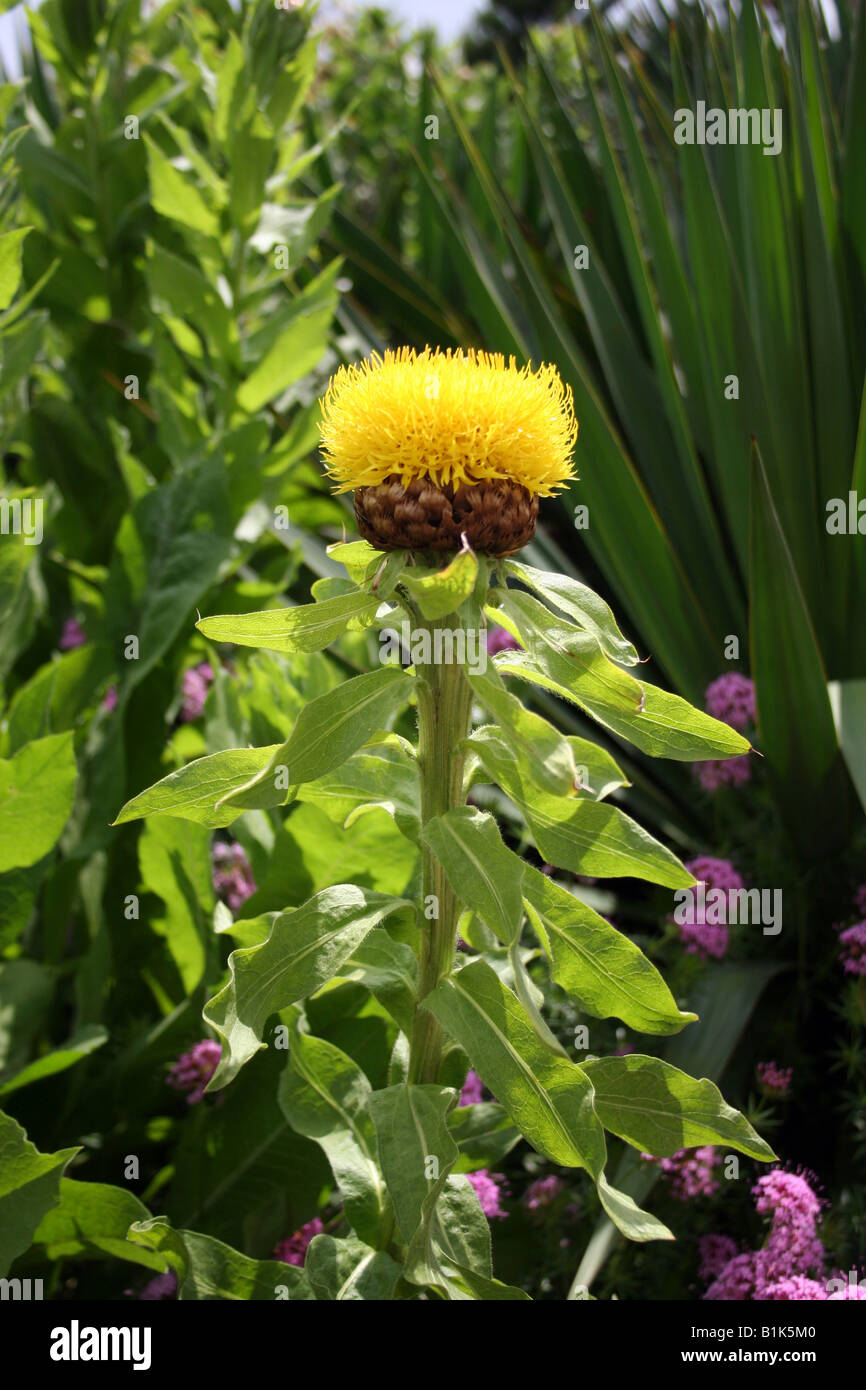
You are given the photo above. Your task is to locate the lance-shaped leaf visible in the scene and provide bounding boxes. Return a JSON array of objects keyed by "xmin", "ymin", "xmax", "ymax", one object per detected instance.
[
  {"xmin": 468, "ymin": 665, "xmax": 577, "ymax": 796},
  {"xmin": 129, "ymin": 1217, "xmax": 311, "ymax": 1300},
  {"xmin": 32, "ymin": 1180, "xmax": 163, "ymax": 1271},
  {"xmin": 0, "ymin": 732, "xmax": 77, "ymax": 872},
  {"xmin": 296, "ymin": 742, "xmax": 420, "ymax": 843},
  {"xmin": 278, "ymin": 1032, "xmax": 390, "ymax": 1248},
  {"xmin": 398, "ymin": 547, "xmax": 478, "ymax": 620},
  {"xmin": 522, "ymin": 865, "xmax": 696, "ymax": 1035},
  {"xmin": 421, "ymin": 807, "xmax": 525, "ymax": 946},
  {"xmin": 368, "ymin": 1083, "xmax": 458, "ymax": 1244},
  {"xmin": 581, "ymin": 1054, "xmax": 777, "ymax": 1161},
  {"xmin": 113, "ymin": 746, "xmax": 282, "ymax": 828},
  {"xmin": 305, "ymin": 1234, "xmax": 403, "ymax": 1300},
  {"xmin": 0, "ymin": 1111, "xmax": 80, "ymax": 1277},
  {"xmin": 468, "ymin": 727, "xmax": 693, "ymax": 888},
  {"xmin": 402, "ymin": 1169, "xmax": 530, "ymax": 1300},
  {"xmin": 425, "ymin": 959, "xmax": 607, "ymax": 1173},
  {"xmin": 492, "ymin": 592, "xmax": 748, "ymax": 759},
  {"xmin": 448, "ymin": 1102, "xmax": 521, "ymax": 1172},
  {"xmin": 337, "ymin": 930, "xmax": 418, "ymax": 1034},
  {"xmin": 0, "ymin": 1025, "xmax": 108, "ymax": 1099},
  {"xmin": 196, "ymin": 590, "xmax": 380, "ymax": 655},
  {"xmin": 203, "ymin": 886, "xmax": 414, "ymax": 1089},
  {"xmin": 218, "ymin": 667, "xmax": 413, "ymax": 812},
  {"xmin": 595, "ymin": 1172, "xmax": 673, "ymax": 1244},
  {"xmin": 506, "ymin": 559, "xmax": 639, "ymax": 666}
]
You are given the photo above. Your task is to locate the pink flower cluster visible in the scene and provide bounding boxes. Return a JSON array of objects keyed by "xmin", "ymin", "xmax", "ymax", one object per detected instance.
[
  {"xmin": 675, "ymin": 855, "xmax": 744, "ymax": 960},
  {"xmin": 466, "ymin": 1169, "xmax": 508, "ymax": 1219},
  {"xmin": 838, "ymin": 921, "xmax": 866, "ymax": 977},
  {"xmin": 704, "ymin": 673, "xmax": 756, "ymax": 731},
  {"xmin": 212, "ymin": 841, "xmax": 257, "ymax": 912},
  {"xmin": 59, "ymin": 617, "xmax": 87, "ymax": 650},
  {"xmin": 648, "ymin": 1145, "xmax": 721, "ymax": 1200},
  {"xmin": 485, "ymin": 625, "xmax": 520, "ymax": 655},
  {"xmin": 757, "ymin": 1061, "xmax": 792, "ymax": 1095},
  {"xmin": 459, "ymin": 1069, "xmax": 484, "ymax": 1106},
  {"xmin": 524, "ymin": 1175, "xmax": 566, "ymax": 1210},
  {"xmin": 704, "ymin": 1169, "xmax": 829, "ymax": 1301},
  {"xmin": 693, "ymin": 673, "xmax": 754, "ymax": 792},
  {"xmin": 166, "ymin": 1039, "xmax": 222, "ymax": 1104},
  {"xmin": 274, "ymin": 1218, "xmax": 323, "ymax": 1266},
  {"xmin": 181, "ymin": 661, "xmax": 214, "ymax": 721}
]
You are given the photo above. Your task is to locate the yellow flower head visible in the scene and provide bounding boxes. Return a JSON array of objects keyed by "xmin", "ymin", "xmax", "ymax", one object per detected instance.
[{"xmin": 319, "ymin": 347, "xmax": 578, "ymax": 496}]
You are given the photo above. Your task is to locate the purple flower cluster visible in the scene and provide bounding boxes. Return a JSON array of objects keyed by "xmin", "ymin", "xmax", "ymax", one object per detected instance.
[
  {"xmin": 675, "ymin": 855, "xmax": 744, "ymax": 960},
  {"xmin": 693, "ymin": 674, "xmax": 754, "ymax": 792},
  {"xmin": 137, "ymin": 1271, "xmax": 178, "ymax": 1300},
  {"xmin": 649, "ymin": 1145, "xmax": 721, "ymax": 1200},
  {"xmin": 459, "ymin": 1069, "xmax": 485, "ymax": 1106},
  {"xmin": 59, "ymin": 617, "xmax": 87, "ymax": 651},
  {"xmin": 274, "ymin": 1218, "xmax": 324, "ymax": 1267},
  {"xmin": 704, "ymin": 1169, "xmax": 828, "ymax": 1301},
  {"xmin": 838, "ymin": 921, "xmax": 866, "ymax": 977},
  {"xmin": 757, "ymin": 1061, "xmax": 792, "ymax": 1095},
  {"xmin": 212, "ymin": 841, "xmax": 257, "ymax": 912},
  {"xmin": 854, "ymin": 884, "xmax": 866, "ymax": 917},
  {"xmin": 485, "ymin": 625, "xmax": 520, "ymax": 656},
  {"xmin": 466, "ymin": 1169, "xmax": 508, "ymax": 1219},
  {"xmin": 704, "ymin": 673, "xmax": 756, "ymax": 731},
  {"xmin": 166, "ymin": 1039, "xmax": 222, "ymax": 1104},
  {"xmin": 181, "ymin": 661, "xmax": 214, "ymax": 721},
  {"xmin": 524, "ymin": 1175, "xmax": 566, "ymax": 1211}
]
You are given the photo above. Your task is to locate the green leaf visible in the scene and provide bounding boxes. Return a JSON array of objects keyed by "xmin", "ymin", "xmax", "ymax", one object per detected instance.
[
  {"xmin": 522, "ymin": 865, "xmax": 695, "ymax": 1035},
  {"xmin": 421, "ymin": 807, "xmax": 524, "ymax": 947},
  {"xmin": 204, "ymin": 886, "xmax": 414, "ymax": 1089},
  {"xmin": 32, "ymin": 1180, "xmax": 162, "ymax": 1270},
  {"xmin": 236, "ymin": 259, "xmax": 340, "ymax": 414},
  {"xmin": 305, "ymin": 1233, "xmax": 402, "ymax": 1300},
  {"xmin": 449, "ymin": 1102, "xmax": 521, "ymax": 1172},
  {"xmin": 0, "ymin": 1025, "xmax": 107, "ymax": 1099},
  {"xmin": 506, "ymin": 560, "xmax": 639, "ymax": 666},
  {"xmin": 144, "ymin": 136, "xmax": 219, "ymax": 238},
  {"xmin": 399, "ymin": 548, "xmax": 479, "ymax": 620},
  {"xmin": 218, "ymin": 667, "xmax": 413, "ymax": 812},
  {"xmin": 0, "ymin": 1110, "xmax": 80, "ymax": 1276},
  {"xmin": 368, "ymin": 1083, "xmax": 458, "ymax": 1244},
  {"xmin": 138, "ymin": 817, "xmax": 212, "ymax": 996},
  {"xmin": 581, "ymin": 1054, "xmax": 776, "ymax": 1162},
  {"xmin": 491, "ymin": 592, "xmax": 748, "ymax": 759},
  {"xmin": 426, "ymin": 958, "xmax": 606, "ymax": 1172},
  {"xmin": 129, "ymin": 1217, "xmax": 311, "ymax": 1300},
  {"xmin": 0, "ymin": 732, "xmax": 77, "ymax": 872},
  {"xmin": 467, "ymin": 727, "xmax": 693, "ymax": 887},
  {"xmin": 595, "ymin": 1172, "xmax": 673, "ymax": 1244},
  {"xmin": 337, "ymin": 930, "xmax": 418, "ymax": 1033},
  {"xmin": 830, "ymin": 679, "xmax": 866, "ymax": 816},
  {"xmin": 467, "ymin": 665, "xmax": 577, "ymax": 797},
  {"xmin": 113, "ymin": 746, "xmax": 282, "ymax": 828},
  {"xmin": 0, "ymin": 227, "xmax": 31, "ymax": 310},
  {"xmin": 197, "ymin": 591, "xmax": 380, "ymax": 655},
  {"xmin": 297, "ymin": 743, "xmax": 421, "ymax": 844},
  {"xmin": 278, "ymin": 1031, "xmax": 390, "ymax": 1248}
]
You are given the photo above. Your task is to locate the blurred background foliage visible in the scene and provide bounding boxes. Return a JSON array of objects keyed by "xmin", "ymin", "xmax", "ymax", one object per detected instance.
[{"xmin": 0, "ymin": 0, "xmax": 864, "ymax": 1299}]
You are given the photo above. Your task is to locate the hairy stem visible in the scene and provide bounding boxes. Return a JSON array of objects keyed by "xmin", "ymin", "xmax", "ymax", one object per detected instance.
[{"xmin": 408, "ymin": 615, "xmax": 474, "ymax": 1085}]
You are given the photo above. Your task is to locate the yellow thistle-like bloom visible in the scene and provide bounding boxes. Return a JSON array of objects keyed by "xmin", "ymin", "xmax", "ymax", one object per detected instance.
[{"xmin": 319, "ymin": 347, "xmax": 578, "ymax": 496}]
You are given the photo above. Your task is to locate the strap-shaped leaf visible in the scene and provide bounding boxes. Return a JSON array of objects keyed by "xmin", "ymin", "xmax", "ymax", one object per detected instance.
[
  {"xmin": 278, "ymin": 1031, "xmax": 390, "ymax": 1248},
  {"xmin": 196, "ymin": 590, "xmax": 380, "ymax": 654},
  {"xmin": 506, "ymin": 559, "xmax": 639, "ymax": 666},
  {"xmin": 368, "ymin": 1083, "xmax": 458, "ymax": 1244},
  {"xmin": 425, "ymin": 958, "xmax": 606, "ymax": 1173},
  {"xmin": 581, "ymin": 1054, "xmax": 777, "ymax": 1162},
  {"xmin": 129, "ymin": 1217, "xmax": 311, "ymax": 1300},
  {"xmin": 203, "ymin": 886, "xmax": 414, "ymax": 1089},
  {"xmin": 113, "ymin": 745, "xmax": 282, "ymax": 827},
  {"xmin": 217, "ymin": 667, "xmax": 413, "ymax": 812},
  {"xmin": 523, "ymin": 864, "xmax": 696, "ymax": 1035},
  {"xmin": 420, "ymin": 807, "xmax": 524, "ymax": 946},
  {"xmin": 468, "ymin": 726, "xmax": 694, "ymax": 888}
]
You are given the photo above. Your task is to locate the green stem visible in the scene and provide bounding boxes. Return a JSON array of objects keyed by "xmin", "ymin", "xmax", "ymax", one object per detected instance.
[{"xmin": 408, "ymin": 614, "xmax": 474, "ymax": 1085}]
